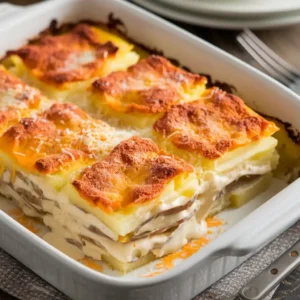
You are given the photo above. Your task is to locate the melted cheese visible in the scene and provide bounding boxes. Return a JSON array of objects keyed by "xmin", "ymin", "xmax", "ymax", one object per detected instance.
[
  {"xmin": 71, "ymin": 137, "xmax": 195, "ymax": 211},
  {"xmin": 91, "ymin": 55, "xmax": 207, "ymax": 128},
  {"xmin": 154, "ymin": 134, "xmax": 278, "ymax": 173},
  {"xmin": 0, "ymin": 66, "xmax": 47, "ymax": 134},
  {"xmin": 0, "ymin": 21, "xmax": 283, "ymax": 275},
  {"xmin": 153, "ymin": 88, "xmax": 278, "ymax": 161},
  {"xmin": 67, "ymin": 170, "xmax": 200, "ymax": 236},
  {"xmin": 6, "ymin": 24, "xmax": 139, "ymax": 102},
  {"xmin": 0, "ymin": 103, "xmax": 134, "ymax": 175}
]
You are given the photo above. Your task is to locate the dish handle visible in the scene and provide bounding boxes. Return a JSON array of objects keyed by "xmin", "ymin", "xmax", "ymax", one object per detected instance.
[{"xmin": 0, "ymin": 3, "xmax": 24, "ymax": 23}]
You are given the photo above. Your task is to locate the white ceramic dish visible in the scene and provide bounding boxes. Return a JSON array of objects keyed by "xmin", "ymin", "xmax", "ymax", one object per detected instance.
[
  {"xmin": 132, "ymin": 0, "xmax": 300, "ymax": 29},
  {"xmin": 155, "ymin": 0, "xmax": 300, "ymax": 17},
  {"xmin": 0, "ymin": 0, "xmax": 300, "ymax": 299}
]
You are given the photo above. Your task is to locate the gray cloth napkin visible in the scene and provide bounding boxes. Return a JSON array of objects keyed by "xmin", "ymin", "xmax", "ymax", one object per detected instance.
[{"xmin": 0, "ymin": 221, "xmax": 299, "ymax": 300}]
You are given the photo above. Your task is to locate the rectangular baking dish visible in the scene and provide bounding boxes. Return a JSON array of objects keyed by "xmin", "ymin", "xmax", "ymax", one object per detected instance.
[{"xmin": 0, "ymin": 1, "xmax": 300, "ymax": 299}]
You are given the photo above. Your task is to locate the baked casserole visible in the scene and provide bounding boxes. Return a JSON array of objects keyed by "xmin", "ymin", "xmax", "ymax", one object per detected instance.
[{"xmin": 0, "ymin": 22, "xmax": 281, "ymax": 273}]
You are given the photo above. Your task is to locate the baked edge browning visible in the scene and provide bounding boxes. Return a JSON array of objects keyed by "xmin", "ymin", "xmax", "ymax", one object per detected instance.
[
  {"xmin": 153, "ymin": 88, "xmax": 279, "ymax": 159},
  {"xmin": 0, "ymin": 103, "xmax": 97, "ymax": 174},
  {"xmin": 6, "ymin": 24, "xmax": 119, "ymax": 86},
  {"xmin": 42, "ymin": 102, "xmax": 89, "ymax": 127},
  {"xmin": 92, "ymin": 55, "xmax": 207, "ymax": 114},
  {"xmin": 72, "ymin": 136, "xmax": 194, "ymax": 213}
]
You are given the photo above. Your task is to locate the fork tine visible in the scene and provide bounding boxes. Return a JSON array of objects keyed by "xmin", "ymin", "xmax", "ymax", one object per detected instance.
[
  {"xmin": 243, "ymin": 29, "xmax": 300, "ymax": 76},
  {"xmin": 237, "ymin": 35, "xmax": 292, "ymax": 86},
  {"xmin": 240, "ymin": 32, "xmax": 297, "ymax": 82}
]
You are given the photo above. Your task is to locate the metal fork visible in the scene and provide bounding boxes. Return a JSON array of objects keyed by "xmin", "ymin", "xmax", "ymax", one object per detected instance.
[{"xmin": 237, "ymin": 29, "xmax": 300, "ymax": 91}]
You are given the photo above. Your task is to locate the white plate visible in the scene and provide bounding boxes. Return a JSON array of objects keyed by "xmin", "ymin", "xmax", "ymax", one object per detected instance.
[
  {"xmin": 133, "ymin": 0, "xmax": 300, "ymax": 29},
  {"xmin": 155, "ymin": 0, "xmax": 300, "ymax": 17}
]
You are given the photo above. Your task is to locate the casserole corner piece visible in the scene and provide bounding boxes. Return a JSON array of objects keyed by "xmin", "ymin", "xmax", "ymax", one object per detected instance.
[{"xmin": 3, "ymin": 21, "xmax": 140, "ymax": 104}]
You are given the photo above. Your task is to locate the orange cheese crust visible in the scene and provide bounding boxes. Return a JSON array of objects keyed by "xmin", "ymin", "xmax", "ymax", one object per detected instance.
[
  {"xmin": 92, "ymin": 55, "xmax": 207, "ymax": 114},
  {"xmin": 7, "ymin": 24, "xmax": 119, "ymax": 87},
  {"xmin": 73, "ymin": 136, "xmax": 194, "ymax": 212},
  {"xmin": 153, "ymin": 88, "xmax": 279, "ymax": 159},
  {"xmin": 0, "ymin": 103, "xmax": 112, "ymax": 174},
  {"xmin": 0, "ymin": 67, "xmax": 42, "ymax": 132},
  {"xmin": 0, "ymin": 117, "xmax": 86, "ymax": 174},
  {"xmin": 42, "ymin": 102, "xmax": 89, "ymax": 129}
]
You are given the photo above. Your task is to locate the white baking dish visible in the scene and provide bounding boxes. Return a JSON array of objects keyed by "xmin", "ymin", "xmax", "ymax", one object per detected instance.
[{"xmin": 0, "ymin": 1, "xmax": 300, "ymax": 299}]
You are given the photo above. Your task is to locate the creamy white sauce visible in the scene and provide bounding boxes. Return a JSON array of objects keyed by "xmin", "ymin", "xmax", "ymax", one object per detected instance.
[
  {"xmin": 29, "ymin": 175, "xmax": 202, "ymax": 240},
  {"xmin": 2, "ymin": 169, "xmax": 203, "ymax": 235},
  {"xmin": 135, "ymin": 200, "xmax": 200, "ymax": 236},
  {"xmin": 152, "ymin": 218, "xmax": 207, "ymax": 257},
  {"xmin": 0, "ymin": 156, "xmax": 273, "ymax": 264},
  {"xmin": 44, "ymin": 213, "xmax": 206, "ymax": 263},
  {"xmin": 1, "ymin": 170, "xmax": 208, "ymax": 263},
  {"xmin": 43, "ymin": 232, "xmax": 84, "ymax": 261},
  {"xmin": 203, "ymin": 161, "xmax": 273, "ymax": 200}
]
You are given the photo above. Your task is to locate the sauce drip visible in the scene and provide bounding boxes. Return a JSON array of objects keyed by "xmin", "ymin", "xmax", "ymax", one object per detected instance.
[
  {"xmin": 206, "ymin": 217, "xmax": 223, "ymax": 228},
  {"xmin": 156, "ymin": 237, "xmax": 209, "ymax": 271},
  {"xmin": 142, "ymin": 217, "xmax": 223, "ymax": 278}
]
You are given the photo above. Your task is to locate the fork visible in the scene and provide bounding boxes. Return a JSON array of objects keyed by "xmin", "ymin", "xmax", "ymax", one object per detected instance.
[{"xmin": 237, "ymin": 29, "xmax": 300, "ymax": 92}]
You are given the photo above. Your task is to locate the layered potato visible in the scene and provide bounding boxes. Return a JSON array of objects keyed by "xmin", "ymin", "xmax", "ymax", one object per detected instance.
[
  {"xmin": 3, "ymin": 23, "xmax": 139, "ymax": 105},
  {"xmin": 0, "ymin": 101, "xmax": 134, "ymax": 217},
  {"xmin": 0, "ymin": 21, "xmax": 282, "ymax": 273},
  {"xmin": 153, "ymin": 87, "xmax": 279, "ymax": 215},
  {"xmin": 0, "ymin": 95, "xmax": 203, "ymax": 272},
  {"xmin": 90, "ymin": 55, "xmax": 207, "ymax": 128}
]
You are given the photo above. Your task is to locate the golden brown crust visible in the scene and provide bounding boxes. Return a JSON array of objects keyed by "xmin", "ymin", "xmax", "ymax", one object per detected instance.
[
  {"xmin": 7, "ymin": 24, "xmax": 119, "ymax": 86},
  {"xmin": 0, "ymin": 67, "xmax": 41, "ymax": 131},
  {"xmin": 92, "ymin": 55, "xmax": 206, "ymax": 114},
  {"xmin": 0, "ymin": 117, "xmax": 84, "ymax": 174},
  {"xmin": 73, "ymin": 136, "xmax": 193, "ymax": 212},
  {"xmin": 35, "ymin": 150, "xmax": 82, "ymax": 174},
  {"xmin": 0, "ymin": 116, "xmax": 90, "ymax": 174},
  {"xmin": 153, "ymin": 88, "xmax": 279, "ymax": 159},
  {"xmin": 0, "ymin": 108, "xmax": 27, "ymax": 134},
  {"xmin": 3, "ymin": 118, "xmax": 58, "ymax": 143},
  {"xmin": 43, "ymin": 102, "xmax": 88, "ymax": 129},
  {"xmin": 0, "ymin": 103, "xmax": 113, "ymax": 174}
]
